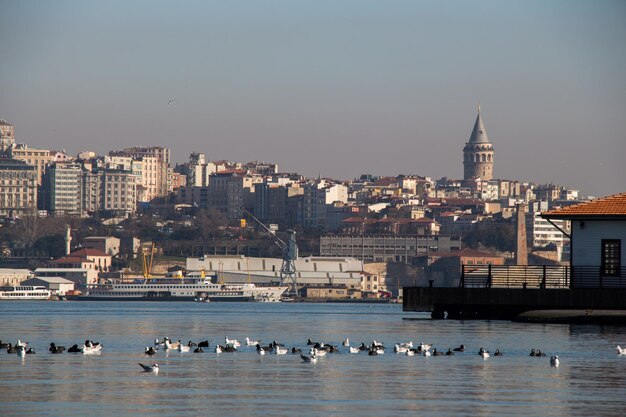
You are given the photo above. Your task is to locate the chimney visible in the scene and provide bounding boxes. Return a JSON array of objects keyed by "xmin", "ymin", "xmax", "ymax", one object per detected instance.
[{"xmin": 514, "ymin": 204, "xmax": 528, "ymax": 265}]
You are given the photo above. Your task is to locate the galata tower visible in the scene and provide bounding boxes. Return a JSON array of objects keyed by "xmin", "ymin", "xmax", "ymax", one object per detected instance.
[{"xmin": 463, "ymin": 106, "xmax": 494, "ymax": 180}]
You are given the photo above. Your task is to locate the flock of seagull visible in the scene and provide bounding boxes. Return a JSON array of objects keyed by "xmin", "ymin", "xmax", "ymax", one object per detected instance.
[{"xmin": 4, "ymin": 337, "xmax": 626, "ymax": 374}]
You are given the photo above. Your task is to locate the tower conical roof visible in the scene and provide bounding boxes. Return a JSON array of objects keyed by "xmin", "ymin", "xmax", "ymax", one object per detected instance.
[{"xmin": 468, "ymin": 106, "xmax": 490, "ymax": 144}]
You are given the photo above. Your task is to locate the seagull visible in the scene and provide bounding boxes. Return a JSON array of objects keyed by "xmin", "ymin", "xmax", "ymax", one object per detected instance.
[
  {"xmin": 342, "ymin": 338, "xmax": 350, "ymax": 347},
  {"xmin": 81, "ymin": 344, "xmax": 102, "ymax": 354},
  {"xmin": 405, "ymin": 349, "xmax": 415, "ymax": 356},
  {"xmin": 300, "ymin": 353, "xmax": 317, "ymax": 363},
  {"xmin": 225, "ymin": 337, "xmax": 241, "ymax": 348},
  {"xmin": 178, "ymin": 342, "xmax": 191, "ymax": 353},
  {"xmin": 617, "ymin": 346, "xmax": 626, "ymax": 355},
  {"xmin": 311, "ymin": 348, "xmax": 327, "ymax": 357},
  {"xmin": 394, "ymin": 344, "xmax": 408, "ymax": 354},
  {"xmin": 349, "ymin": 346, "xmax": 360, "ymax": 354},
  {"xmin": 168, "ymin": 99, "xmax": 175, "ymax": 105},
  {"xmin": 481, "ymin": 350, "xmax": 490, "ymax": 359},
  {"xmin": 138, "ymin": 363, "xmax": 159, "ymax": 373},
  {"xmin": 215, "ymin": 345, "xmax": 223, "ymax": 353},
  {"xmin": 274, "ymin": 346, "xmax": 288, "ymax": 355},
  {"xmin": 245, "ymin": 337, "xmax": 260, "ymax": 346},
  {"xmin": 550, "ymin": 355, "xmax": 560, "ymax": 367},
  {"xmin": 164, "ymin": 338, "xmax": 180, "ymax": 350}
]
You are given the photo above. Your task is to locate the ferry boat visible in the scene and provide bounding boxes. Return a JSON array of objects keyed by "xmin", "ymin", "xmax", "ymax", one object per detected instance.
[
  {"xmin": 71, "ymin": 277, "xmax": 287, "ymax": 302},
  {"xmin": 0, "ymin": 285, "xmax": 51, "ymax": 300}
]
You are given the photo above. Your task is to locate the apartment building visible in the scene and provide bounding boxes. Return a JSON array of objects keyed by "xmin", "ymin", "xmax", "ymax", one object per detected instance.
[
  {"xmin": 0, "ymin": 159, "xmax": 37, "ymax": 217},
  {"xmin": 9, "ymin": 145, "xmax": 53, "ymax": 186},
  {"xmin": 45, "ymin": 162, "xmax": 82, "ymax": 215}
]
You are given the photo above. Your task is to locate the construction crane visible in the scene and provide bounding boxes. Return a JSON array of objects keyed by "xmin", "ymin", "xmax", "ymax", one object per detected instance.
[
  {"xmin": 241, "ymin": 208, "xmax": 299, "ymax": 296},
  {"xmin": 142, "ymin": 242, "xmax": 157, "ymax": 278}
]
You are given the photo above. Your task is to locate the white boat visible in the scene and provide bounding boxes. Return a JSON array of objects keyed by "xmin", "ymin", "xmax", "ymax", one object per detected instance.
[
  {"xmin": 0, "ymin": 285, "xmax": 51, "ymax": 300},
  {"xmin": 71, "ymin": 277, "xmax": 287, "ymax": 302}
]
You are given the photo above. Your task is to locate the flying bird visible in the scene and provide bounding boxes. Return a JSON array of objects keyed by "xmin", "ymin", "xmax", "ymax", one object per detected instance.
[{"xmin": 168, "ymin": 99, "xmax": 176, "ymax": 105}]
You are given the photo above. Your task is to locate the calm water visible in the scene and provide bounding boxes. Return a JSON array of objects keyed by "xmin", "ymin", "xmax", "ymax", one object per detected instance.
[{"xmin": 1, "ymin": 301, "xmax": 626, "ymax": 417}]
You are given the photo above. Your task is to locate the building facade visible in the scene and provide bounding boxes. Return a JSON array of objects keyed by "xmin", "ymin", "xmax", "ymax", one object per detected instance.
[
  {"xmin": 9, "ymin": 145, "xmax": 53, "ymax": 186},
  {"xmin": 45, "ymin": 162, "xmax": 82, "ymax": 215},
  {"xmin": 0, "ymin": 120, "xmax": 15, "ymax": 154},
  {"xmin": 320, "ymin": 235, "xmax": 462, "ymax": 263},
  {"xmin": 0, "ymin": 159, "xmax": 38, "ymax": 217}
]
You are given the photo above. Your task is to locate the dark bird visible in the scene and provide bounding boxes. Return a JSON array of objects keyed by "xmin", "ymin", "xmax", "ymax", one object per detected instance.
[
  {"xmin": 49, "ymin": 343, "xmax": 65, "ymax": 354},
  {"xmin": 67, "ymin": 344, "xmax": 81, "ymax": 353},
  {"xmin": 433, "ymin": 349, "xmax": 444, "ymax": 356},
  {"xmin": 453, "ymin": 344, "xmax": 465, "ymax": 352},
  {"xmin": 198, "ymin": 340, "xmax": 209, "ymax": 348},
  {"xmin": 193, "ymin": 347, "xmax": 204, "ymax": 353},
  {"xmin": 445, "ymin": 349, "xmax": 455, "ymax": 356},
  {"xmin": 145, "ymin": 347, "xmax": 157, "ymax": 356},
  {"xmin": 530, "ymin": 348, "xmax": 537, "ymax": 357},
  {"xmin": 291, "ymin": 347, "xmax": 302, "ymax": 354},
  {"xmin": 494, "ymin": 349, "xmax": 503, "ymax": 356},
  {"xmin": 536, "ymin": 349, "xmax": 546, "ymax": 357},
  {"xmin": 26, "ymin": 348, "xmax": 35, "ymax": 354},
  {"xmin": 306, "ymin": 338, "xmax": 318, "ymax": 346}
]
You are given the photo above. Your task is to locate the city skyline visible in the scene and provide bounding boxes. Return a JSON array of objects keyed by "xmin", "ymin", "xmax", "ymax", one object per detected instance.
[{"xmin": 1, "ymin": 0, "xmax": 625, "ymax": 197}]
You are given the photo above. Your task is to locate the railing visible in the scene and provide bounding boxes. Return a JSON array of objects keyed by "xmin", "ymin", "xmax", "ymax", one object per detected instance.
[
  {"xmin": 570, "ymin": 267, "xmax": 626, "ymax": 289},
  {"xmin": 459, "ymin": 265, "xmax": 626, "ymax": 289},
  {"xmin": 460, "ymin": 265, "xmax": 569, "ymax": 288}
]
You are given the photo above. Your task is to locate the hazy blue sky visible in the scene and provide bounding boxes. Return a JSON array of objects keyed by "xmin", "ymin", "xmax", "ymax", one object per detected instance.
[{"xmin": 1, "ymin": 0, "xmax": 625, "ymax": 197}]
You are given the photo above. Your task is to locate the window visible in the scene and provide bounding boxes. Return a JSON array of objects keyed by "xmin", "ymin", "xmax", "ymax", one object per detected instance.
[{"xmin": 601, "ymin": 240, "xmax": 621, "ymax": 277}]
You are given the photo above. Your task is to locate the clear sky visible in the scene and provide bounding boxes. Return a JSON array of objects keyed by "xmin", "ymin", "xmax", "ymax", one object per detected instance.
[{"xmin": 1, "ymin": 0, "xmax": 625, "ymax": 197}]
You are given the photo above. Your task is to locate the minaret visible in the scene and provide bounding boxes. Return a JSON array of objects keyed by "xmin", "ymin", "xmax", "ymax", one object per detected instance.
[
  {"xmin": 65, "ymin": 225, "xmax": 72, "ymax": 256},
  {"xmin": 463, "ymin": 105, "xmax": 495, "ymax": 180}
]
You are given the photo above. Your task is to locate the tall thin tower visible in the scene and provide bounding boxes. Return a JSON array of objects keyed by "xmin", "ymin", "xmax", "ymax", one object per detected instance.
[{"xmin": 463, "ymin": 105, "xmax": 495, "ymax": 180}]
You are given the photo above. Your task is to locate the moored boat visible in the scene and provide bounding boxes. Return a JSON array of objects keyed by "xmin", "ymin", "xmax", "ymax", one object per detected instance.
[
  {"xmin": 69, "ymin": 277, "xmax": 287, "ymax": 302},
  {"xmin": 0, "ymin": 285, "xmax": 51, "ymax": 300}
]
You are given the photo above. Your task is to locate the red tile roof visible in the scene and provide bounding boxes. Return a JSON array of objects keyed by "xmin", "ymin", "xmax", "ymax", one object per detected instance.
[
  {"xmin": 542, "ymin": 192, "xmax": 626, "ymax": 218},
  {"xmin": 53, "ymin": 256, "xmax": 94, "ymax": 264},
  {"xmin": 70, "ymin": 248, "xmax": 110, "ymax": 257}
]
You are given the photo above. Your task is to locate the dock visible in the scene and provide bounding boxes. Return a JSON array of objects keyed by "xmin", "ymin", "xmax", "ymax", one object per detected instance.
[{"xmin": 403, "ymin": 287, "xmax": 626, "ymax": 322}]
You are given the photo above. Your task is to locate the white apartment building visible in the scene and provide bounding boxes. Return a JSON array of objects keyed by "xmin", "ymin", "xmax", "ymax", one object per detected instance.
[
  {"xmin": 46, "ymin": 162, "xmax": 82, "ymax": 215},
  {"xmin": 303, "ymin": 181, "xmax": 348, "ymax": 230},
  {"xmin": 526, "ymin": 212, "xmax": 570, "ymax": 261}
]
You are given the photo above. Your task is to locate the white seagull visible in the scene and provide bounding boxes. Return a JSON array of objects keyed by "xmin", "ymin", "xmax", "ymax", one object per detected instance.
[
  {"xmin": 81, "ymin": 344, "xmax": 102, "ymax": 354},
  {"xmin": 138, "ymin": 363, "xmax": 159, "ymax": 373},
  {"xmin": 245, "ymin": 337, "xmax": 261, "ymax": 346},
  {"xmin": 349, "ymin": 346, "xmax": 360, "ymax": 354},
  {"xmin": 342, "ymin": 338, "xmax": 350, "ymax": 347},
  {"xmin": 550, "ymin": 355, "xmax": 560, "ymax": 367},
  {"xmin": 274, "ymin": 346, "xmax": 288, "ymax": 355},
  {"xmin": 225, "ymin": 337, "xmax": 241, "ymax": 348},
  {"xmin": 178, "ymin": 342, "xmax": 190, "ymax": 353},
  {"xmin": 481, "ymin": 351, "xmax": 490, "ymax": 360},
  {"xmin": 215, "ymin": 345, "xmax": 223, "ymax": 353},
  {"xmin": 616, "ymin": 346, "xmax": 626, "ymax": 355}
]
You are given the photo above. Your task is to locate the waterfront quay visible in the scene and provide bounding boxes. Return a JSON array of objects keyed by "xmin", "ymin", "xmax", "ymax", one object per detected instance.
[{"xmin": 404, "ymin": 265, "xmax": 626, "ymax": 322}]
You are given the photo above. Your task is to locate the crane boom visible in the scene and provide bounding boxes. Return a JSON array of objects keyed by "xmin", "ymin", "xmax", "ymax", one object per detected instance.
[{"xmin": 241, "ymin": 207, "xmax": 299, "ymax": 296}]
